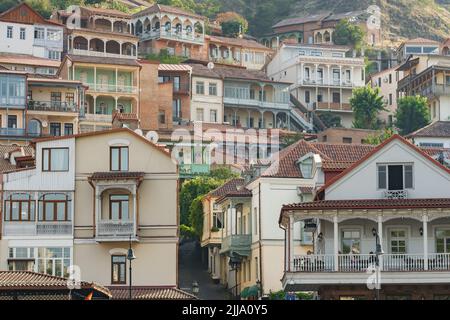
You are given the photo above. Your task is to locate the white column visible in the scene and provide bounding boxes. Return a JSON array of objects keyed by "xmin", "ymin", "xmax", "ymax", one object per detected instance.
[
  {"xmin": 133, "ymin": 185, "xmax": 137, "ymax": 237},
  {"xmin": 423, "ymin": 213, "xmax": 428, "ymax": 270},
  {"xmin": 115, "ymin": 68, "xmax": 118, "ymax": 92},
  {"xmin": 94, "ymin": 66, "xmax": 97, "ymax": 91},
  {"xmin": 95, "ymin": 186, "xmax": 101, "ymax": 236},
  {"xmin": 300, "ymin": 62, "xmax": 304, "ymax": 84},
  {"xmin": 288, "ymin": 215, "xmax": 294, "ymax": 271},
  {"xmin": 378, "ymin": 215, "xmax": 383, "ymax": 270},
  {"xmin": 333, "ymin": 216, "xmax": 339, "ymax": 271}
]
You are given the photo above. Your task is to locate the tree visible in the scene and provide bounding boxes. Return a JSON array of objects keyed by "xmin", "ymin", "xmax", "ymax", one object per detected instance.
[
  {"xmin": 394, "ymin": 96, "xmax": 430, "ymax": 135},
  {"xmin": 350, "ymin": 86, "xmax": 386, "ymax": 130},
  {"xmin": 363, "ymin": 128, "xmax": 396, "ymax": 145},
  {"xmin": 333, "ymin": 19, "xmax": 364, "ymax": 48},
  {"xmin": 188, "ymin": 195, "xmax": 204, "ymax": 239},
  {"xmin": 216, "ymin": 11, "xmax": 248, "ymax": 37},
  {"xmin": 318, "ymin": 111, "xmax": 342, "ymax": 128}
]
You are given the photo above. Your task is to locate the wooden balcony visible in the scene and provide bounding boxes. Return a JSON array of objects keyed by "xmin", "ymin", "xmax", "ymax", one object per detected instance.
[
  {"xmin": 220, "ymin": 234, "xmax": 252, "ymax": 257},
  {"xmin": 316, "ymin": 102, "xmax": 352, "ymax": 111}
]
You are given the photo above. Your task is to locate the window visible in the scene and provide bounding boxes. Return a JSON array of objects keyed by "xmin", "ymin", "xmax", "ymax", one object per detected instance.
[
  {"xmin": 210, "ymin": 109, "xmax": 217, "ymax": 122},
  {"xmin": 341, "ymin": 230, "xmax": 361, "ymax": 254},
  {"xmin": 332, "ymin": 92, "xmax": 340, "ymax": 103},
  {"xmin": 51, "ymin": 92, "xmax": 61, "ymax": 107},
  {"xmin": 196, "ymin": 108, "xmax": 204, "ymax": 121},
  {"xmin": 304, "ymin": 67, "xmax": 310, "ymax": 80},
  {"xmin": 4, "ymin": 194, "xmax": 35, "ymax": 221},
  {"xmin": 342, "ymin": 137, "xmax": 352, "ymax": 144},
  {"xmin": 345, "ymin": 70, "xmax": 351, "ymax": 82},
  {"xmin": 389, "ymin": 93, "xmax": 393, "ymax": 106},
  {"xmin": 20, "ymin": 28, "xmax": 25, "ymax": 40},
  {"xmin": 209, "ymin": 83, "xmax": 217, "ymax": 96},
  {"xmin": 7, "ymin": 115, "xmax": 17, "ymax": 128},
  {"xmin": 377, "ymin": 164, "xmax": 413, "ymax": 190},
  {"xmin": 423, "ymin": 46, "xmax": 438, "ymax": 54},
  {"xmin": 158, "ymin": 111, "xmax": 166, "ymax": 124},
  {"xmin": 110, "ymin": 146, "xmax": 129, "ymax": 171},
  {"xmin": 47, "ymin": 29, "xmax": 61, "ymax": 41},
  {"xmin": 333, "ymin": 69, "xmax": 340, "ymax": 82},
  {"xmin": 389, "ymin": 73, "xmax": 392, "ymax": 84},
  {"xmin": 196, "ymin": 81, "xmax": 204, "ymax": 95},
  {"xmin": 173, "ymin": 76, "xmax": 180, "ymax": 91},
  {"xmin": 8, "ymin": 247, "xmax": 34, "ymax": 272},
  {"xmin": 390, "ymin": 229, "xmax": 407, "ymax": 253},
  {"xmin": 34, "ymin": 27, "xmax": 44, "ymax": 39},
  {"xmin": 111, "ymin": 255, "xmax": 126, "ymax": 284},
  {"xmin": 317, "ymin": 68, "xmax": 323, "ymax": 81},
  {"xmin": 65, "ymin": 93, "xmax": 75, "ymax": 106},
  {"xmin": 48, "ymin": 51, "xmax": 60, "ymax": 60},
  {"xmin": 305, "ymin": 90, "xmax": 310, "ymax": 103},
  {"xmin": 7, "ymin": 26, "xmax": 13, "ymax": 38},
  {"xmin": 212, "ymin": 212, "xmax": 223, "ymax": 229},
  {"xmin": 64, "ymin": 123, "xmax": 73, "ymax": 136},
  {"xmin": 109, "ymin": 195, "xmax": 129, "ymax": 220},
  {"xmin": 37, "ymin": 247, "xmax": 70, "ymax": 277},
  {"xmin": 38, "ymin": 194, "xmax": 70, "ymax": 221},
  {"xmin": 436, "ymin": 229, "xmax": 450, "ymax": 253},
  {"xmin": 253, "ymin": 207, "xmax": 258, "ymax": 235},
  {"xmin": 299, "ymin": 157, "xmax": 313, "ymax": 178},
  {"xmin": 50, "ymin": 122, "xmax": 61, "ymax": 136},
  {"xmin": 42, "ymin": 148, "xmax": 69, "ymax": 172}
]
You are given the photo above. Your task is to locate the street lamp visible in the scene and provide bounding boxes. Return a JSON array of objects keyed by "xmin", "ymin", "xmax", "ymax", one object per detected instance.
[
  {"xmin": 371, "ymin": 227, "xmax": 383, "ymax": 300},
  {"xmin": 127, "ymin": 235, "xmax": 136, "ymax": 300},
  {"xmin": 192, "ymin": 281, "xmax": 199, "ymax": 296}
]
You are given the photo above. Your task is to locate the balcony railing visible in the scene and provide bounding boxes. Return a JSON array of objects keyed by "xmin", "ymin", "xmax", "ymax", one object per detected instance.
[
  {"xmin": 69, "ymin": 48, "xmax": 136, "ymax": 59},
  {"xmin": 139, "ymin": 29, "xmax": 204, "ymax": 44},
  {"xmin": 3, "ymin": 221, "xmax": 72, "ymax": 237},
  {"xmin": 28, "ymin": 101, "xmax": 78, "ymax": 113},
  {"xmin": 97, "ymin": 220, "xmax": 134, "ymax": 238},
  {"xmin": 79, "ymin": 113, "xmax": 112, "ymax": 123},
  {"xmin": 291, "ymin": 253, "xmax": 450, "ymax": 272},
  {"xmin": 220, "ymin": 234, "xmax": 252, "ymax": 256},
  {"xmin": 224, "ymin": 96, "xmax": 290, "ymax": 110},
  {"xmin": 85, "ymin": 83, "xmax": 138, "ymax": 94},
  {"xmin": 384, "ymin": 190, "xmax": 408, "ymax": 199},
  {"xmin": 0, "ymin": 128, "xmax": 25, "ymax": 137}
]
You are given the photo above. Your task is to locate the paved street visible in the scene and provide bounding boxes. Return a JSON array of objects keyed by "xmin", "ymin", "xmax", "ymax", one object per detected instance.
[{"xmin": 179, "ymin": 240, "xmax": 229, "ymax": 300}]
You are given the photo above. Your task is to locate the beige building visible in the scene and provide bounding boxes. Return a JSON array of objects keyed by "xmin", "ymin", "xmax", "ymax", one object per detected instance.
[
  {"xmin": 369, "ymin": 66, "xmax": 403, "ymax": 125},
  {"xmin": 0, "ymin": 128, "xmax": 179, "ymax": 293}
]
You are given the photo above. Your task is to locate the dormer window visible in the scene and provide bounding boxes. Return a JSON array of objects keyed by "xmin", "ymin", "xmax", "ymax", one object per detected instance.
[{"xmin": 299, "ymin": 157, "xmax": 313, "ymax": 179}]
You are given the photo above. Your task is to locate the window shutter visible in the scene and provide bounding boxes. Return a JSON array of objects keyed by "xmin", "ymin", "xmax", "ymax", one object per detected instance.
[
  {"xmin": 404, "ymin": 165, "xmax": 413, "ymax": 189},
  {"xmin": 378, "ymin": 165, "xmax": 387, "ymax": 189}
]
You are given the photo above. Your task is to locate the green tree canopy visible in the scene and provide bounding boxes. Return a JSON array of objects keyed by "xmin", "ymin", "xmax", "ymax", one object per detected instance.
[
  {"xmin": 394, "ymin": 96, "xmax": 430, "ymax": 135},
  {"xmin": 363, "ymin": 128, "xmax": 396, "ymax": 145},
  {"xmin": 350, "ymin": 86, "xmax": 386, "ymax": 130},
  {"xmin": 333, "ymin": 19, "xmax": 364, "ymax": 48}
]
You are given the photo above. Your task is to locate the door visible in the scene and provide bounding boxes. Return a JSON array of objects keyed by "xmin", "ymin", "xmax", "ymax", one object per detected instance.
[{"xmin": 388, "ymin": 165, "xmax": 403, "ymax": 190}]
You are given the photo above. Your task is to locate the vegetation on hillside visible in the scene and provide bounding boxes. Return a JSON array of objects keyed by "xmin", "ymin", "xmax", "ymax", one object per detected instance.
[
  {"xmin": 350, "ymin": 86, "xmax": 386, "ymax": 130},
  {"xmin": 394, "ymin": 96, "xmax": 430, "ymax": 136}
]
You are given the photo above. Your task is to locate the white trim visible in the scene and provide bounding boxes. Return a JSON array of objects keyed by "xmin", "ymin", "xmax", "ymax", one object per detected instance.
[
  {"xmin": 385, "ymin": 225, "xmax": 410, "ymax": 254},
  {"xmin": 109, "ymin": 248, "xmax": 127, "ymax": 255},
  {"xmin": 108, "ymin": 138, "xmax": 131, "ymax": 146}
]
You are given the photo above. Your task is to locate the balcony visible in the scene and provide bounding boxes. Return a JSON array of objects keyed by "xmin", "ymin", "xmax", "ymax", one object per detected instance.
[
  {"xmin": 316, "ymin": 102, "xmax": 352, "ymax": 111},
  {"xmin": 384, "ymin": 190, "xmax": 408, "ymax": 199},
  {"xmin": 139, "ymin": 29, "xmax": 204, "ymax": 44},
  {"xmin": 69, "ymin": 48, "xmax": 136, "ymax": 60},
  {"xmin": 79, "ymin": 113, "xmax": 112, "ymax": 123},
  {"xmin": 224, "ymin": 96, "xmax": 290, "ymax": 110},
  {"xmin": 0, "ymin": 128, "xmax": 25, "ymax": 137},
  {"xmin": 28, "ymin": 101, "xmax": 78, "ymax": 113},
  {"xmin": 96, "ymin": 220, "xmax": 135, "ymax": 241},
  {"xmin": 220, "ymin": 234, "xmax": 252, "ymax": 257},
  {"xmin": 3, "ymin": 221, "xmax": 72, "ymax": 237},
  {"xmin": 85, "ymin": 83, "xmax": 138, "ymax": 94},
  {"xmin": 302, "ymin": 79, "xmax": 355, "ymax": 87}
]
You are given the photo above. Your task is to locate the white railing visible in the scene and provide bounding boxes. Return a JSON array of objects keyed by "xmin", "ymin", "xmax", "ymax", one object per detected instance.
[
  {"xmin": 291, "ymin": 253, "xmax": 450, "ymax": 272},
  {"xmin": 3, "ymin": 221, "xmax": 72, "ymax": 237},
  {"xmin": 292, "ymin": 254, "xmax": 335, "ymax": 272},
  {"xmin": 85, "ymin": 83, "xmax": 138, "ymax": 94},
  {"xmin": 80, "ymin": 113, "xmax": 112, "ymax": 123},
  {"xmin": 223, "ymin": 97, "xmax": 290, "ymax": 110},
  {"xmin": 97, "ymin": 220, "xmax": 134, "ymax": 237},
  {"xmin": 69, "ymin": 49, "xmax": 136, "ymax": 59},
  {"xmin": 139, "ymin": 29, "xmax": 204, "ymax": 44},
  {"xmin": 384, "ymin": 190, "xmax": 408, "ymax": 199}
]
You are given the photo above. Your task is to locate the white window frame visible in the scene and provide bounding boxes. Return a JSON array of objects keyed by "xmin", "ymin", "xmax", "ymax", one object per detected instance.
[
  {"xmin": 376, "ymin": 163, "xmax": 414, "ymax": 190},
  {"xmin": 387, "ymin": 226, "xmax": 409, "ymax": 254},
  {"xmin": 339, "ymin": 226, "xmax": 363, "ymax": 254}
]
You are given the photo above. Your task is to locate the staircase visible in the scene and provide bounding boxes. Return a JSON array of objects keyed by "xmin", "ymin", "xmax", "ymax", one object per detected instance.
[{"xmin": 290, "ymin": 94, "xmax": 327, "ymax": 132}]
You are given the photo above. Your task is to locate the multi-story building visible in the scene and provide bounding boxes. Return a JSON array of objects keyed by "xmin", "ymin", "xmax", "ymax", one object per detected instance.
[
  {"xmin": 0, "ymin": 128, "xmax": 179, "ymax": 295},
  {"xmin": 0, "ymin": 3, "xmax": 64, "ymax": 61},
  {"xmin": 55, "ymin": 6, "xmax": 140, "ymax": 133},
  {"xmin": 27, "ymin": 77, "xmax": 85, "ymax": 137},
  {"xmin": 131, "ymin": 4, "xmax": 206, "ymax": 59},
  {"xmin": 280, "ymin": 135, "xmax": 450, "ymax": 299},
  {"xmin": 396, "ymin": 38, "xmax": 441, "ymax": 63},
  {"xmin": 369, "ymin": 66, "xmax": 404, "ymax": 125},
  {"xmin": 267, "ymin": 43, "xmax": 366, "ymax": 128},
  {"xmin": 260, "ymin": 11, "xmax": 381, "ymax": 49},
  {"xmin": 204, "ymin": 138, "xmax": 375, "ymax": 297},
  {"xmin": 407, "ymin": 121, "xmax": 450, "ymax": 149},
  {"xmin": 206, "ymin": 35, "xmax": 273, "ymax": 71},
  {"xmin": 397, "ymin": 54, "xmax": 450, "ymax": 122}
]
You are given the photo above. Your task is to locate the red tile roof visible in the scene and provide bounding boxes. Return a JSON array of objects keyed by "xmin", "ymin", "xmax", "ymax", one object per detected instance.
[
  {"xmin": 133, "ymin": 4, "xmax": 204, "ymax": 20},
  {"xmin": 408, "ymin": 121, "xmax": 450, "ymax": 138},
  {"xmin": 208, "ymin": 35, "xmax": 273, "ymax": 51},
  {"xmin": 90, "ymin": 171, "xmax": 144, "ymax": 180},
  {"xmin": 108, "ymin": 286, "xmax": 197, "ymax": 300},
  {"xmin": 208, "ymin": 178, "xmax": 245, "ymax": 197}
]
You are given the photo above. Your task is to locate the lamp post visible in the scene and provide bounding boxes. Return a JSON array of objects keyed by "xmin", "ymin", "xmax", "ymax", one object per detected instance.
[
  {"xmin": 371, "ymin": 228, "xmax": 383, "ymax": 300},
  {"xmin": 127, "ymin": 235, "xmax": 136, "ymax": 300}
]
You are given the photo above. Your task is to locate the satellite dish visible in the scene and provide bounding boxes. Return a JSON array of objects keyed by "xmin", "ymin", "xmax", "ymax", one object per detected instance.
[
  {"xmin": 207, "ymin": 62, "xmax": 215, "ymax": 70},
  {"xmin": 42, "ymin": 121, "xmax": 48, "ymax": 128},
  {"xmin": 134, "ymin": 128, "xmax": 143, "ymax": 136},
  {"xmin": 145, "ymin": 130, "xmax": 159, "ymax": 143}
]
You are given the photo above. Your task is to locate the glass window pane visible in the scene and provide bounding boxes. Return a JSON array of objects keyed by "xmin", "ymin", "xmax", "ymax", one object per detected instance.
[
  {"xmin": 404, "ymin": 165, "xmax": 413, "ymax": 188},
  {"xmin": 122, "ymin": 200, "xmax": 129, "ymax": 220},
  {"xmin": 51, "ymin": 149, "xmax": 68, "ymax": 171},
  {"xmin": 11, "ymin": 202, "xmax": 19, "ymax": 220},
  {"xmin": 378, "ymin": 165, "xmax": 386, "ymax": 189},
  {"xmin": 56, "ymin": 202, "xmax": 65, "ymax": 220},
  {"xmin": 55, "ymin": 259, "xmax": 62, "ymax": 276},
  {"xmin": 45, "ymin": 203, "xmax": 54, "ymax": 220},
  {"xmin": 111, "ymin": 148, "xmax": 119, "ymax": 170},
  {"xmin": 121, "ymin": 147, "xmax": 128, "ymax": 171},
  {"xmin": 43, "ymin": 149, "xmax": 49, "ymax": 171},
  {"xmin": 111, "ymin": 202, "xmax": 120, "ymax": 220}
]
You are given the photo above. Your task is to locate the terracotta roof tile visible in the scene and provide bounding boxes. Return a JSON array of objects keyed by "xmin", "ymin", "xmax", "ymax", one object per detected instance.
[
  {"xmin": 108, "ymin": 286, "xmax": 197, "ymax": 300},
  {"xmin": 66, "ymin": 55, "xmax": 141, "ymax": 67},
  {"xmin": 408, "ymin": 121, "xmax": 450, "ymax": 138},
  {"xmin": 90, "ymin": 172, "xmax": 144, "ymax": 180},
  {"xmin": 133, "ymin": 4, "xmax": 204, "ymax": 20},
  {"xmin": 208, "ymin": 35, "xmax": 272, "ymax": 51},
  {"xmin": 209, "ymin": 178, "xmax": 245, "ymax": 197},
  {"xmin": 0, "ymin": 145, "xmax": 34, "ymax": 173}
]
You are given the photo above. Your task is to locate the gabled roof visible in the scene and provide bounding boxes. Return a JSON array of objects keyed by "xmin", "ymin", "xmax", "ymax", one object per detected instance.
[
  {"xmin": 133, "ymin": 4, "xmax": 204, "ymax": 20},
  {"xmin": 316, "ymin": 134, "xmax": 450, "ymax": 198},
  {"xmin": 403, "ymin": 37, "xmax": 441, "ymax": 45},
  {"xmin": 208, "ymin": 35, "xmax": 272, "ymax": 51},
  {"xmin": 0, "ymin": 2, "xmax": 63, "ymax": 26},
  {"xmin": 408, "ymin": 121, "xmax": 450, "ymax": 138},
  {"xmin": 108, "ymin": 286, "xmax": 197, "ymax": 300},
  {"xmin": 208, "ymin": 178, "xmax": 245, "ymax": 198}
]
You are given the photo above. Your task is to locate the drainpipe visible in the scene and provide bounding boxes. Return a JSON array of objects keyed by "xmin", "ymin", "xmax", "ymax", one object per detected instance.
[{"xmin": 258, "ymin": 181, "xmax": 263, "ymax": 296}]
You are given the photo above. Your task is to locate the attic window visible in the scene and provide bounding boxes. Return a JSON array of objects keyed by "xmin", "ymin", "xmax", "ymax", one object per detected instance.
[{"xmin": 299, "ymin": 157, "xmax": 313, "ymax": 179}]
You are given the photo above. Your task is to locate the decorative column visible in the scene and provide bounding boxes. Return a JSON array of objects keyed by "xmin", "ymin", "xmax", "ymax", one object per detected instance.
[
  {"xmin": 273, "ymin": 111, "xmax": 278, "ymax": 129},
  {"xmin": 94, "ymin": 66, "xmax": 97, "ymax": 91},
  {"xmin": 95, "ymin": 186, "xmax": 101, "ymax": 236},
  {"xmin": 378, "ymin": 215, "xmax": 383, "ymax": 270},
  {"xmin": 133, "ymin": 185, "xmax": 137, "ymax": 236},
  {"xmin": 423, "ymin": 212, "xmax": 429, "ymax": 270},
  {"xmin": 333, "ymin": 215, "xmax": 339, "ymax": 271},
  {"xmin": 115, "ymin": 68, "xmax": 118, "ymax": 92},
  {"xmin": 288, "ymin": 214, "xmax": 294, "ymax": 272}
]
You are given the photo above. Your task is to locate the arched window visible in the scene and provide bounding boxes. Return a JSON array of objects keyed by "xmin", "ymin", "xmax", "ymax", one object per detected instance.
[
  {"xmin": 175, "ymin": 23, "xmax": 182, "ymax": 34},
  {"xmin": 4, "ymin": 193, "xmax": 35, "ymax": 221},
  {"xmin": 186, "ymin": 25, "xmax": 192, "ymax": 34},
  {"xmin": 165, "ymin": 22, "xmax": 171, "ymax": 32},
  {"xmin": 38, "ymin": 193, "xmax": 71, "ymax": 221},
  {"xmin": 28, "ymin": 119, "xmax": 42, "ymax": 136}
]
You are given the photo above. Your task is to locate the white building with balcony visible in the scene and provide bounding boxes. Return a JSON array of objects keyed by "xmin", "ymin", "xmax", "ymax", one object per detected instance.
[
  {"xmin": 267, "ymin": 44, "xmax": 366, "ymax": 128},
  {"xmin": 280, "ymin": 135, "xmax": 450, "ymax": 299},
  {"xmin": 0, "ymin": 137, "xmax": 75, "ymax": 277},
  {"xmin": 0, "ymin": 3, "xmax": 64, "ymax": 61}
]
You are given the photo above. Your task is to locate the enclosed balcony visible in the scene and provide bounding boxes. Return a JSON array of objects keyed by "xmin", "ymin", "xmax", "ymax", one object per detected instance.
[
  {"xmin": 69, "ymin": 36, "xmax": 137, "ymax": 59},
  {"xmin": 28, "ymin": 101, "xmax": 78, "ymax": 113},
  {"xmin": 220, "ymin": 234, "xmax": 252, "ymax": 257}
]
